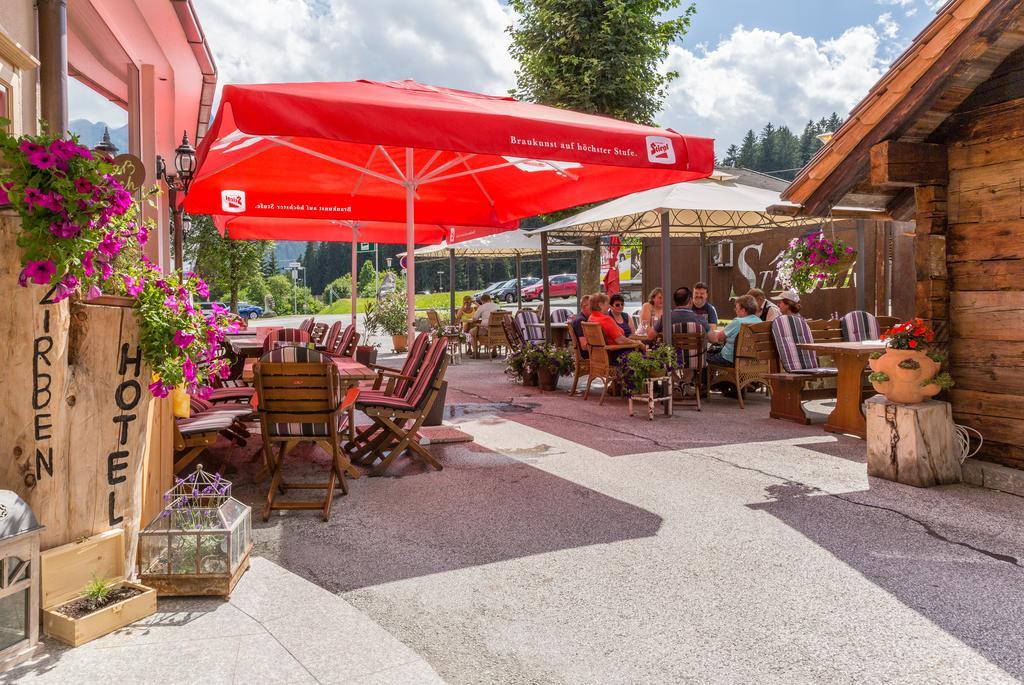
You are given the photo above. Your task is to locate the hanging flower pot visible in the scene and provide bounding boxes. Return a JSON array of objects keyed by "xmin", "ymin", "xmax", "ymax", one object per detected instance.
[
  {"xmin": 868, "ymin": 319, "xmax": 954, "ymax": 404},
  {"xmin": 776, "ymin": 230, "xmax": 856, "ymax": 294},
  {"xmin": 170, "ymin": 387, "xmax": 191, "ymax": 418}
]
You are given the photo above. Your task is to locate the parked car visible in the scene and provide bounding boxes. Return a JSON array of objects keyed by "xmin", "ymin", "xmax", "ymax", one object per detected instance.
[
  {"xmin": 236, "ymin": 302, "xmax": 264, "ymax": 319},
  {"xmin": 197, "ymin": 301, "xmax": 226, "ymax": 312},
  {"xmin": 473, "ymin": 279, "xmax": 513, "ymax": 303},
  {"xmin": 492, "ymin": 277, "xmax": 540, "ymax": 303},
  {"xmin": 521, "ymin": 274, "xmax": 577, "ymax": 301}
]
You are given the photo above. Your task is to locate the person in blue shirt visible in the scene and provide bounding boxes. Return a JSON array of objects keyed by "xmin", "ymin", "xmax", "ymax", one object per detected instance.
[
  {"xmin": 690, "ymin": 282, "xmax": 719, "ymax": 324},
  {"xmin": 707, "ymin": 295, "xmax": 761, "ymax": 366}
]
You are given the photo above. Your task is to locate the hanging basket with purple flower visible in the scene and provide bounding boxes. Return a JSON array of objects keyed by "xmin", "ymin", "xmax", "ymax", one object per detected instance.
[
  {"xmin": 775, "ymin": 230, "xmax": 856, "ymax": 294},
  {"xmin": 0, "ymin": 123, "xmax": 143, "ymax": 301}
]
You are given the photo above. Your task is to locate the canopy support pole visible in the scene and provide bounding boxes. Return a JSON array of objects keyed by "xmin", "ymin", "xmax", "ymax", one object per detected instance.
[
  {"xmin": 855, "ymin": 220, "xmax": 866, "ymax": 312},
  {"xmin": 351, "ymin": 227, "xmax": 358, "ymax": 330},
  {"xmin": 661, "ymin": 210, "xmax": 672, "ymax": 326},
  {"xmin": 406, "ymin": 149, "xmax": 416, "ymax": 342},
  {"xmin": 515, "ymin": 254, "xmax": 522, "ymax": 311},
  {"xmin": 449, "ymin": 248, "xmax": 456, "ymax": 324},
  {"xmin": 541, "ymin": 232, "xmax": 551, "ymax": 343},
  {"xmin": 698, "ymin": 231, "xmax": 707, "ymax": 284}
]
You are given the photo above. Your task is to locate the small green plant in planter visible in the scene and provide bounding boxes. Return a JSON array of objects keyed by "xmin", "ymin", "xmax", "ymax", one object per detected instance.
[
  {"xmin": 530, "ymin": 345, "xmax": 574, "ymax": 391},
  {"xmin": 618, "ymin": 345, "xmax": 677, "ymax": 397},
  {"xmin": 364, "ymin": 292, "xmax": 409, "ymax": 351},
  {"xmin": 82, "ymin": 574, "xmax": 113, "ymax": 604}
]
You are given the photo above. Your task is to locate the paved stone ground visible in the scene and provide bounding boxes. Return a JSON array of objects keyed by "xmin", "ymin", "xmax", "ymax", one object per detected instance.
[{"xmin": 13, "ymin": 354, "xmax": 1024, "ymax": 684}]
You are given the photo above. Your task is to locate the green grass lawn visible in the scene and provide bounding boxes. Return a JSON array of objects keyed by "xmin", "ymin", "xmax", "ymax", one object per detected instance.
[{"xmin": 318, "ymin": 291, "xmax": 477, "ymax": 315}]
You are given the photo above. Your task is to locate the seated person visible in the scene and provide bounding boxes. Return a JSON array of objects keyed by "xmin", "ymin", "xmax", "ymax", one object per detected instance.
[
  {"xmin": 608, "ymin": 293, "xmax": 635, "ymax": 338},
  {"xmin": 690, "ymin": 282, "xmax": 719, "ymax": 324},
  {"xmin": 639, "ymin": 288, "xmax": 664, "ymax": 333},
  {"xmin": 588, "ymin": 293, "xmax": 645, "ymax": 358},
  {"xmin": 468, "ymin": 294, "xmax": 500, "ymax": 347},
  {"xmin": 706, "ymin": 295, "xmax": 761, "ymax": 367},
  {"xmin": 650, "ymin": 287, "xmax": 710, "ymax": 340},
  {"xmin": 570, "ymin": 294, "xmax": 593, "ymax": 356},
  {"xmin": 457, "ymin": 295, "xmax": 477, "ymax": 331},
  {"xmin": 772, "ymin": 289, "xmax": 803, "ymax": 317},
  {"xmin": 746, "ymin": 288, "xmax": 781, "ymax": 322}
]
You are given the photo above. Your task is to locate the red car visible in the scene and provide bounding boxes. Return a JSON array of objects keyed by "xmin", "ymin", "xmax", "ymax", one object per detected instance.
[{"xmin": 521, "ymin": 274, "xmax": 577, "ymax": 301}]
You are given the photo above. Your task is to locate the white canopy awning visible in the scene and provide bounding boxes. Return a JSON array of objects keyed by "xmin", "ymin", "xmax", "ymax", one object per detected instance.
[
  {"xmin": 407, "ymin": 229, "xmax": 590, "ymax": 258},
  {"xmin": 528, "ymin": 172, "xmax": 874, "ymax": 238}
]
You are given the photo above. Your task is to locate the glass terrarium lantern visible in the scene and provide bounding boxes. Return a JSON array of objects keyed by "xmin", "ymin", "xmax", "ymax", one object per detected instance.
[
  {"xmin": 0, "ymin": 491, "xmax": 42, "ymax": 673},
  {"xmin": 138, "ymin": 466, "xmax": 252, "ymax": 597}
]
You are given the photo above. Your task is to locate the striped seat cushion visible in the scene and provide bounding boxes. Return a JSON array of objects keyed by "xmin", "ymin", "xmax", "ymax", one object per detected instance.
[
  {"xmin": 516, "ymin": 311, "xmax": 545, "ymax": 343},
  {"xmin": 267, "ymin": 420, "xmax": 335, "ymax": 437},
  {"xmin": 550, "ymin": 308, "xmax": 572, "ymax": 324},
  {"xmin": 771, "ymin": 316, "xmax": 834, "ymax": 373},
  {"xmin": 671, "ymin": 321, "xmax": 706, "ymax": 370},
  {"xmin": 209, "ymin": 386, "xmax": 255, "ymax": 403},
  {"xmin": 177, "ymin": 413, "xmax": 234, "ymax": 435},
  {"xmin": 840, "ymin": 310, "xmax": 880, "ymax": 342},
  {"xmin": 262, "ymin": 327, "xmax": 312, "ymax": 353},
  {"xmin": 358, "ymin": 337, "xmax": 446, "ymax": 411}
]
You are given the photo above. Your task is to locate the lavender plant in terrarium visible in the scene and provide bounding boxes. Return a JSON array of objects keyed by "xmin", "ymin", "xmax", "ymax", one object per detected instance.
[{"xmin": 138, "ymin": 465, "xmax": 252, "ymax": 595}]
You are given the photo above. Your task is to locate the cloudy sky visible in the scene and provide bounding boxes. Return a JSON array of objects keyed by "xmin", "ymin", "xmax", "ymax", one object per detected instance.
[{"xmin": 71, "ymin": 0, "xmax": 945, "ymax": 151}]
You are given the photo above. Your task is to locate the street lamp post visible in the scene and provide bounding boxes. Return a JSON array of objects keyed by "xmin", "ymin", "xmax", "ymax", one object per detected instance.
[{"xmin": 156, "ymin": 131, "xmax": 197, "ymax": 273}]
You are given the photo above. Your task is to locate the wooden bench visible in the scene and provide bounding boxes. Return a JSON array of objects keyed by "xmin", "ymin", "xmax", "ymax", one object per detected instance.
[{"xmin": 766, "ymin": 318, "xmax": 840, "ymax": 424}]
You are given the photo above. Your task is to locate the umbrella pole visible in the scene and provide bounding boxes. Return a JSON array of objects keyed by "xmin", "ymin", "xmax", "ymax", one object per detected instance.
[
  {"xmin": 699, "ymin": 230, "xmax": 707, "ymax": 284},
  {"xmin": 661, "ymin": 210, "xmax": 672, "ymax": 327},
  {"xmin": 541, "ymin": 232, "xmax": 551, "ymax": 342},
  {"xmin": 515, "ymin": 253, "xmax": 522, "ymax": 311},
  {"xmin": 351, "ymin": 228, "xmax": 358, "ymax": 330},
  {"xmin": 449, "ymin": 248, "xmax": 456, "ymax": 324},
  {"xmin": 406, "ymin": 150, "xmax": 416, "ymax": 342}
]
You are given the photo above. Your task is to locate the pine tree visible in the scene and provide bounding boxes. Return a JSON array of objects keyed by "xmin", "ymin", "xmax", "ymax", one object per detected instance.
[
  {"xmin": 261, "ymin": 243, "xmax": 278, "ymax": 278},
  {"xmin": 756, "ymin": 123, "xmax": 777, "ymax": 172},
  {"xmin": 723, "ymin": 144, "xmax": 739, "ymax": 167},
  {"xmin": 737, "ymin": 130, "xmax": 758, "ymax": 169},
  {"xmin": 799, "ymin": 120, "xmax": 822, "ymax": 165},
  {"xmin": 825, "ymin": 112, "xmax": 843, "ymax": 134}
]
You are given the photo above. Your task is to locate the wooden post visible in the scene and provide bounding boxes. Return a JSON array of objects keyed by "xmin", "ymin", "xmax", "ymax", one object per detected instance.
[
  {"xmin": 914, "ymin": 185, "xmax": 949, "ymax": 349},
  {"xmin": 865, "ymin": 396, "xmax": 960, "ymax": 487}
]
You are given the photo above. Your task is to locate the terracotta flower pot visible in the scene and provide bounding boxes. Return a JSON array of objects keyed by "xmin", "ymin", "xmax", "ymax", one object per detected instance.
[
  {"xmin": 868, "ymin": 348, "xmax": 941, "ymax": 404},
  {"xmin": 523, "ymin": 369, "xmax": 539, "ymax": 387},
  {"xmin": 391, "ymin": 334, "xmax": 408, "ymax": 353},
  {"xmin": 537, "ymin": 366, "xmax": 559, "ymax": 391}
]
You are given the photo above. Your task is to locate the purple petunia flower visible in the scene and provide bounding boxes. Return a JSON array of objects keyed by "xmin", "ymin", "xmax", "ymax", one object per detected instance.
[
  {"xmin": 149, "ymin": 379, "xmax": 171, "ymax": 398},
  {"xmin": 48, "ymin": 219, "xmax": 81, "ymax": 239},
  {"xmin": 20, "ymin": 260, "xmax": 56, "ymax": 286},
  {"xmin": 182, "ymin": 357, "xmax": 197, "ymax": 383},
  {"xmin": 173, "ymin": 330, "xmax": 196, "ymax": 349}
]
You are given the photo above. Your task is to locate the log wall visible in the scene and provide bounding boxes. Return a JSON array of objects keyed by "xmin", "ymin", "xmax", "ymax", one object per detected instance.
[{"xmin": 944, "ymin": 93, "xmax": 1024, "ymax": 468}]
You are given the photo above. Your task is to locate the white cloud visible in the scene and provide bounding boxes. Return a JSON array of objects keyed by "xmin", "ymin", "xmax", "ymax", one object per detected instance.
[
  {"xmin": 195, "ymin": 0, "xmax": 516, "ymax": 101},
  {"xmin": 661, "ymin": 25, "xmax": 886, "ymax": 149},
  {"xmin": 876, "ymin": 12, "xmax": 900, "ymax": 39}
]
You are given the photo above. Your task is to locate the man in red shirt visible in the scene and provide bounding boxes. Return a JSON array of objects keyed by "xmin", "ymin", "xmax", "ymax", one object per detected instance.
[{"xmin": 588, "ymin": 293, "xmax": 645, "ymax": 353}]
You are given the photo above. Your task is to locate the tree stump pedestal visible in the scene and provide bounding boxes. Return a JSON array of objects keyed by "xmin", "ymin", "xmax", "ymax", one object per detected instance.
[{"xmin": 865, "ymin": 396, "xmax": 960, "ymax": 488}]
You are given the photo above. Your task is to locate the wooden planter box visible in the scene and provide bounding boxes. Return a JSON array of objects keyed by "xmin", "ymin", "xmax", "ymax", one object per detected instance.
[
  {"xmin": 140, "ymin": 547, "xmax": 251, "ymax": 598},
  {"xmin": 40, "ymin": 530, "xmax": 156, "ymax": 647}
]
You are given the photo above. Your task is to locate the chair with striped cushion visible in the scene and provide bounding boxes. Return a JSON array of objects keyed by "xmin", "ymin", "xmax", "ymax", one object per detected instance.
[
  {"xmin": 328, "ymin": 323, "xmax": 357, "ymax": 357},
  {"xmin": 253, "ymin": 345, "xmax": 360, "ymax": 521},
  {"xmin": 771, "ymin": 316, "xmax": 836, "ymax": 374},
  {"xmin": 299, "ymin": 317, "xmax": 316, "ymax": 334},
  {"xmin": 320, "ymin": 321, "xmax": 343, "ymax": 351},
  {"xmin": 549, "ymin": 308, "xmax": 572, "ymax": 324},
  {"xmin": 310, "ymin": 322, "xmax": 329, "ymax": 346},
  {"xmin": 671, "ymin": 322, "xmax": 707, "ymax": 411},
  {"xmin": 262, "ymin": 327, "xmax": 311, "ymax": 354},
  {"xmin": 515, "ymin": 310, "xmax": 546, "ymax": 345},
  {"xmin": 502, "ymin": 314, "xmax": 527, "ymax": 355},
  {"xmin": 840, "ymin": 310, "xmax": 880, "ymax": 342},
  {"xmin": 363, "ymin": 331, "xmax": 431, "ymax": 395},
  {"xmin": 348, "ymin": 337, "xmax": 449, "ymax": 476}
]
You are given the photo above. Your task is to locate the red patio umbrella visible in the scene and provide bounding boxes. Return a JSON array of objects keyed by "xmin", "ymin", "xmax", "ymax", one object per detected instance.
[{"xmin": 185, "ymin": 80, "xmax": 714, "ymax": 335}]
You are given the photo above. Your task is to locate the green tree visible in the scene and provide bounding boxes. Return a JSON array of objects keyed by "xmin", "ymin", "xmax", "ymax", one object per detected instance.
[
  {"xmin": 722, "ymin": 144, "xmax": 739, "ymax": 167},
  {"xmin": 798, "ymin": 120, "xmax": 822, "ymax": 165},
  {"xmin": 323, "ymin": 275, "xmax": 353, "ymax": 301},
  {"xmin": 184, "ymin": 215, "xmax": 267, "ymax": 313},
  {"xmin": 737, "ymin": 129, "xmax": 758, "ymax": 169},
  {"xmin": 261, "ymin": 243, "xmax": 278, "ymax": 277},
  {"xmin": 357, "ymin": 260, "xmax": 378, "ymax": 297},
  {"xmin": 508, "ymin": 0, "xmax": 696, "ymax": 296}
]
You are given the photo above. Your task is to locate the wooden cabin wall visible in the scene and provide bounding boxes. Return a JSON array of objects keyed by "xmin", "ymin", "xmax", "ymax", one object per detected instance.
[{"xmin": 943, "ymin": 82, "xmax": 1024, "ymax": 468}]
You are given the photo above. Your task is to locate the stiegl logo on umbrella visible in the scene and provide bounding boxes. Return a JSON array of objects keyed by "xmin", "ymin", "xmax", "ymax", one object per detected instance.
[
  {"xmin": 221, "ymin": 189, "xmax": 246, "ymax": 213},
  {"xmin": 646, "ymin": 135, "xmax": 675, "ymax": 164}
]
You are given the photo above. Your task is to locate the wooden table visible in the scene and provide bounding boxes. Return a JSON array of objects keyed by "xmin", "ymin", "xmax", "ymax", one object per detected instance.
[
  {"xmin": 797, "ymin": 340, "xmax": 885, "ymax": 439},
  {"xmin": 549, "ymin": 322, "xmax": 570, "ymax": 347}
]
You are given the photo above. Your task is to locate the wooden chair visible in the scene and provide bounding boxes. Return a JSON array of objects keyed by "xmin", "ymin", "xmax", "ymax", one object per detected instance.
[
  {"xmin": 328, "ymin": 323, "xmax": 358, "ymax": 357},
  {"xmin": 475, "ymin": 310, "xmax": 510, "ymax": 359},
  {"xmin": 299, "ymin": 317, "xmax": 315, "ymax": 334},
  {"xmin": 515, "ymin": 310, "xmax": 545, "ymax": 345},
  {"xmin": 173, "ymin": 415, "xmax": 232, "ymax": 474},
  {"xmin": 766, "ymin": 316, "xmax": 840, "ymax": 424},
  {"xmin": 568, "ymin": 318, "xmax": 590, "ymax": 396},
  {"xmin": 671, "ymin": 324, "xmax": 707, "ymax": 411},
  {"xmin": 320, "ymin": 321, "xmax": 343, "ymax": 351},
  {"xmin": 349, "ymin": 338, "xmax": 450, "ymax": 476},
  {"xmin": 262, "ymin": 327, "xmax": 311, "ymax": 354},
  {"xmin": 707, "ymin": 321, "xmax": 775, "ymax": 408},
  {"xmin": 310, "ymin": 322, "xmax": 329, "ymax": 347},
  {"xmin": 580, "ymin": 322, "xmax": 637, "ymax": 404},
  {"xmin": 426, "ymin": 309, "xmax": 443, "ymax": 329},
  {"xmin": 253, "ymin": 345, "xmax": 360, "ymax": 522},
  {"xmin": 502, "ymin": 315, "xmax": 527, "ymax": 355}
]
